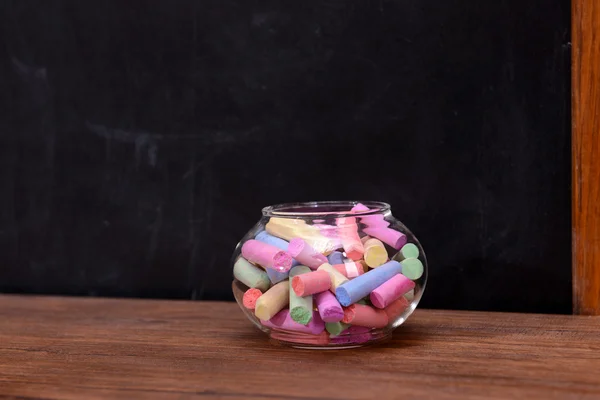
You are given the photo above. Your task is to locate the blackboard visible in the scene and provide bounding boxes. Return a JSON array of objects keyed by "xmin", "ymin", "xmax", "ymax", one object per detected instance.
[{"xmin": 0, "ymin": 0, "xmax": 571, "ymax": 313}]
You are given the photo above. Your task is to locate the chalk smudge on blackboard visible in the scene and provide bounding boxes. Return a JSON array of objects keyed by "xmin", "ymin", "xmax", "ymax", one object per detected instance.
[{"xmin": 86, "ymin": 122, "xmax": 160, "ymax": 168}]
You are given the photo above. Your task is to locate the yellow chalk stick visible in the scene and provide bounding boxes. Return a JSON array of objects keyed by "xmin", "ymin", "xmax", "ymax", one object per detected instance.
[{"xmin": 254, "ymin": 280, "xmax": 290, "ymax": 321}]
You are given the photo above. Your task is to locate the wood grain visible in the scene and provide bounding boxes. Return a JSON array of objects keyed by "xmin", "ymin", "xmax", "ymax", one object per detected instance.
[
  {"xmin": 0, "ymin": 296, "xmax": 598, "ymax": 400},
  {"xmin": 573, "ymin": 0, "xmax": 600, "ymax": 315}
]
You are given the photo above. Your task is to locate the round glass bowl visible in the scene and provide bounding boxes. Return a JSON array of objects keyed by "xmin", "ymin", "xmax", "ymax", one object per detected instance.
[{"xmin": 231, "ymin": 201, "xmax": 427, "ymax": 349}]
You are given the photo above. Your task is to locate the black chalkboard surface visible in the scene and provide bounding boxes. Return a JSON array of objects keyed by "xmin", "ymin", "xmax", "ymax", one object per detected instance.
[{"xmin": 0, "ymin": 0, "xmax": 571, "ymax": 313}]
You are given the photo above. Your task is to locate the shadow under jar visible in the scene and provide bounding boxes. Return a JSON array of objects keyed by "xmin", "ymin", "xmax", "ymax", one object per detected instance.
[{"xmin": 231, "ymin": 201, "xmax": 427, "ymax": 349}]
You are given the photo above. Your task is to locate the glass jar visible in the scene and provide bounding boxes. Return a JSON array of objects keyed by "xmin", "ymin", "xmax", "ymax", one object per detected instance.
[{"xmin": 231, "ymin": 201, "xmax": 427, "ymax": 349}]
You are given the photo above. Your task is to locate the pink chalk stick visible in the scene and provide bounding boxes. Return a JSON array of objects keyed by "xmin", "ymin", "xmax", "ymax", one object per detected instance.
[
  {"xmin": 242, "ymin": 288, "xmax": 262, "ymax": 310},
  {"xmin": 342, "ymin": 304, "xmax": 388, "ymax": 328},
  {"xmin": 261, "ymin": 309, "xmax": 325, "ymax": 335},
  {"xmin": 331, "ymin": 326, "xmax": 372, "ymax": 345},
  {"xmin": 351, "ymin": 204, "xmax": 390, "ymax": 228},
  {"xmin": 292, "ymin": 270, "xmax": 331, "ymax": 296},
  {"xmin": 370, "ymin": 274, "xmax": 415, "ymax": 309},
  {"xmin": 333, "ymin": 262, "xmax": 364, "ymax": 278},
  {"xmin": 383, "ymin": 297, "xmax": 410, "ymax": 321},
  {"xmin": 337, "ymin": 217, "xmax": 364, "ymax": 261},
  {"xmin": 287, "ymin": 238, "xmax": 328, "ymax": 269},
  {"xmin": 241, "ymin": 239, "xmax": 293, "ymax": 272},
  {"xmin": 363, "ymin": 227, "xmax": 407, "ymax": 250},
  {"xmin": 315, "ymin": 290, "xmax": 344, "ymax": 322}
]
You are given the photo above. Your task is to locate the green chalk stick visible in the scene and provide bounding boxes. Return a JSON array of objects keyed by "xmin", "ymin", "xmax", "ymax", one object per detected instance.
[
  {"xmin": 401, "ymin": 258, "xmax": 424, "ymax": 280},
  {"xmin": 233, "ymin": 257, "xmax": 271, "ymax": 291},
  {"xmin": 404, "ymin": 289, "xmax": 415, "ymax": 302},
  {"xmin": 289, "ymin": 266, "xmax": 313, "ymax": 325},
  {"xmin": 398, "ymin": 243, "xmax": 419, "ymax": 260},
  {"xmin": 326, "ymin": 322, "xmax": 350, "ymax": 337}
]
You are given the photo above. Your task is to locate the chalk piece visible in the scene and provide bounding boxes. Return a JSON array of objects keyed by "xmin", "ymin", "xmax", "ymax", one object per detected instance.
[
  {"xmin": 242, "ymin": 240, "xmax": 293, "ymax": 272},
  {"xmin": 255, "ymin": 231, "xmax": 300, "ymax": 267},
  {"xmin": 325, "ymin": 321, "xmax": 350, "ymax": 337},
  {"xmin": 383, "ymin": 297, "xmax": 410, "ymax": 321},
  {"xmin": 289, "ymin": 266, "xmax": 313, "ymax": 325},
  {"xmin": 351, "ymin": 203, "xmax": 390, "ymax": 228},
  {"xmin": 370, "ymin": 274, "xmax": 415, "ymax": 309},
  {"xmin": 317, "ymin": 263, "xmax": 349, "ymax": 292},
  {"xmin": 404, "ymin": 289, "xmax": 415, "ymax": 301},
  {"xmin": 292, "ymin": 270, "xmax": 331, "ymax": 296},
  {"xmin": 342, "ymin": 304, "xmax": 388, "ymax": 328},
  {"xmin": 333, "ymin": 261, "xmax": 364, "ymax": 278},
  {"xmin": 327, "ymin": 251, "xmax": 345, "ymax": 265},
  {"xmin": 335, "ymin": 260, "xmax": 402, "ymax": 306},
  {"xmin": 397, "ymin": 243, "xmax": 419, "ymax": 260},
  {"xmin": 331, "ymin": 325, "xmax": 373, "ymax": 344},
  {"xmin": 363, "ymin": 238, "xmax": 388, "ymax": 268},
  {"xmin": 315, "ymin": 290, "xmax": 344, "ymax": 322},
  {"xmin": 337, "ymin": 217, "xmax": 364, "ymax": 261},
  {"xmin": 360, "ymin": 235, "xmax": 371, "ymax": 245},
  {"xmin": 261, "ymin": 309, "xmax": 325, "ymax": 335},
  {"xmin": 266, "ymin": 217, "xmax": 340, "ymax": 254},
  {"xmin": 363, "ymin": 227, "xmax": 407, "ymax": 250},
  {"xmin": 401, "ymin": 258, "xmax": 424, "ymax": 280},
  {"xmin": 242, "ymin": 288, "xmax": 263, "ymax": 310},
  {"xmin": 233, "ymin": 257, "xmax": 271, "ymax": 291},
  {"xmin": 266, "ymin": 269, "xmax": 289, "ymax": 284},
  {"xmin": 254, "ymin": 281, "xmax": 289, "ymax": 321},
  {"xmin": 287, "ymin": 238, "xmax": 328, "ymax": 269}
]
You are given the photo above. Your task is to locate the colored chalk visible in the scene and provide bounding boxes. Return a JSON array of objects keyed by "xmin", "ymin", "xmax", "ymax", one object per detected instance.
[
  {"xmin": 337, "ymin": 217, "xmax": 364, "ymax": 261},
  {"xmin": 254, "ymin": 281, "xmax": 290, "ymax": 321},
  {"xmin": 287, "ymin": 238, "xmax": 328, "ymax": 269},
  {"xmin": 363, "ymin": 238, "xmax": 388, "ymax": 268},
  {"xmin": 242, "ymin": 240, "xmax": 293, "ymax": 272},
  {"xmin": 317, "ymin": 263, "xmax": 349, "ymax": 292},
  {"xmin": 401, "ymin": 257, "xmax": 424, "ymax": 280},
  {"xmin": 397, "ymin": 243, "xmax": 419, "ymax": 260},
  {"xmin": 315, "ymin": 290, "xmax": 344, "ymax": 322},
  {"xmin": 325, "ymin": 321, "xmax": 350, "ymax": 337},
  {"xmin": 363, "ymin": 227, "xmax": 407, "ymax": 250},
  {"xmin": 404, "ymin": 289, "xmax": 415, "ymax": 301},
  {"xmin": 233, "ymin": 257, "xmax": 271, "ymax": 291},
  {"xmin": 327, "ymin": 251, "xmax": 345, "ymax": 265},
  {"xmin": 261, "ymin": 309, "xmax": 325, "ymax": 335},
  {"xmin": 242, "ymin": 288, "xmax": 263, "ymax": 310},
  {"xmin": 351, "ymin": 203, "xmax": 390, "ymax": 228},
  {"xmin": 342, "ymin": 304, "xmax": 388, "ymax": 328},
  {"xmin": 292, "ymin": 270, "xmax": 331, "ymax": 296},
  {"xmin": 265, "ymin": 217, "xmax": 340, "ymax": 254},
  {"xmin": 370, "ymin": 274, "xmax": 416, "ymax": 309},
  {"xmin": 289, "ymin": 266, "xmax": 313, "ymax": 325},
  {"xmin": 383, "ymin": 297, "xmax": 410, "ymax": 321},
  {"xmin": 266, "ymin": 268, "xmax": 289, "ymax": 284},
  {"xmin": 335, "ymin": 260, "xmax": 402, "ymax": 306},
  {"xmin": 333, "ymin": 261, "xmax": 364, "ymax": 278},
  {"xmin": 255, "ymin": 231, "xmax": 300, "ymax": 267}
]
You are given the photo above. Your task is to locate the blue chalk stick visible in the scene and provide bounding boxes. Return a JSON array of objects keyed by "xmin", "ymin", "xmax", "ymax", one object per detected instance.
[
  {"xmin": 266, "ymin": 268, "xmax": 289, "ymax": 284},
  {"xmin": 335, "ymin": 260, "xmax": 402, "ymax": 306},
  {"xmin": 327, "ymin": 251, "xmax": 345, "ymax": 265},
  {"xmin": 255, "ymin": 231, "xmax": 299, "ymax": 267}
]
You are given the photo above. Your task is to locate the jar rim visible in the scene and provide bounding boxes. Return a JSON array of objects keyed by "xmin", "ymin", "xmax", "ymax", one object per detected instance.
[{"xmin": 262, "ymin": 201, "xmax": 391, "ymax": 218}]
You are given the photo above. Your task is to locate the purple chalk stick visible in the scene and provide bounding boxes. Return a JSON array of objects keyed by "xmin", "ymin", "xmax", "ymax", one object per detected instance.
[
  {"xmin": 261, "ymin": 309, "xmax": 325, "ymax": 335},
  {"xmin": 315, "ymin": 290, "xmax": 344, "ymax": 322}
]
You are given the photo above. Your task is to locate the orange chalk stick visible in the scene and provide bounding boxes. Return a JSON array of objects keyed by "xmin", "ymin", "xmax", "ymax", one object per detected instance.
[
  {"xmin": 342, "ymin": 304, "xmax": 388, "ymax": 328},
  {"xmin": 292, "ymin": 270, "xmax": 331, "ymax": 296}
]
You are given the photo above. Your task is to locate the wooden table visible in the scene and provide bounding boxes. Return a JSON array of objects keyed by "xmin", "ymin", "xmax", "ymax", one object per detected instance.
[{"xmin": 1, "ymin": 295, "xmax": 599, "ymax": 399}]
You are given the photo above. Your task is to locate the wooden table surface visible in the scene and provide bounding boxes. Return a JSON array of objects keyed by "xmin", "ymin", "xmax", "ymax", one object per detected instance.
[{"xmin": 0, "ymin": 295, "xmax": 599, "ymax": 400}]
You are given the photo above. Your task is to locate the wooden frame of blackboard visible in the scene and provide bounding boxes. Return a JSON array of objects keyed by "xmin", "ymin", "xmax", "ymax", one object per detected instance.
[{"xmin": 572, "ymin": 0, "xmax": 600, "ymax": 315}]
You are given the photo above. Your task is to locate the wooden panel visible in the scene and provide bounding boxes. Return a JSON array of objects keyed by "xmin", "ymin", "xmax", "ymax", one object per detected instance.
[
  {"xmin": 573, "ymin": 0, "xmax": 600, "ymax": 315},
  {"xmin": 0, "ymin": 296, "xmax": 599, "ymax": 399}
]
